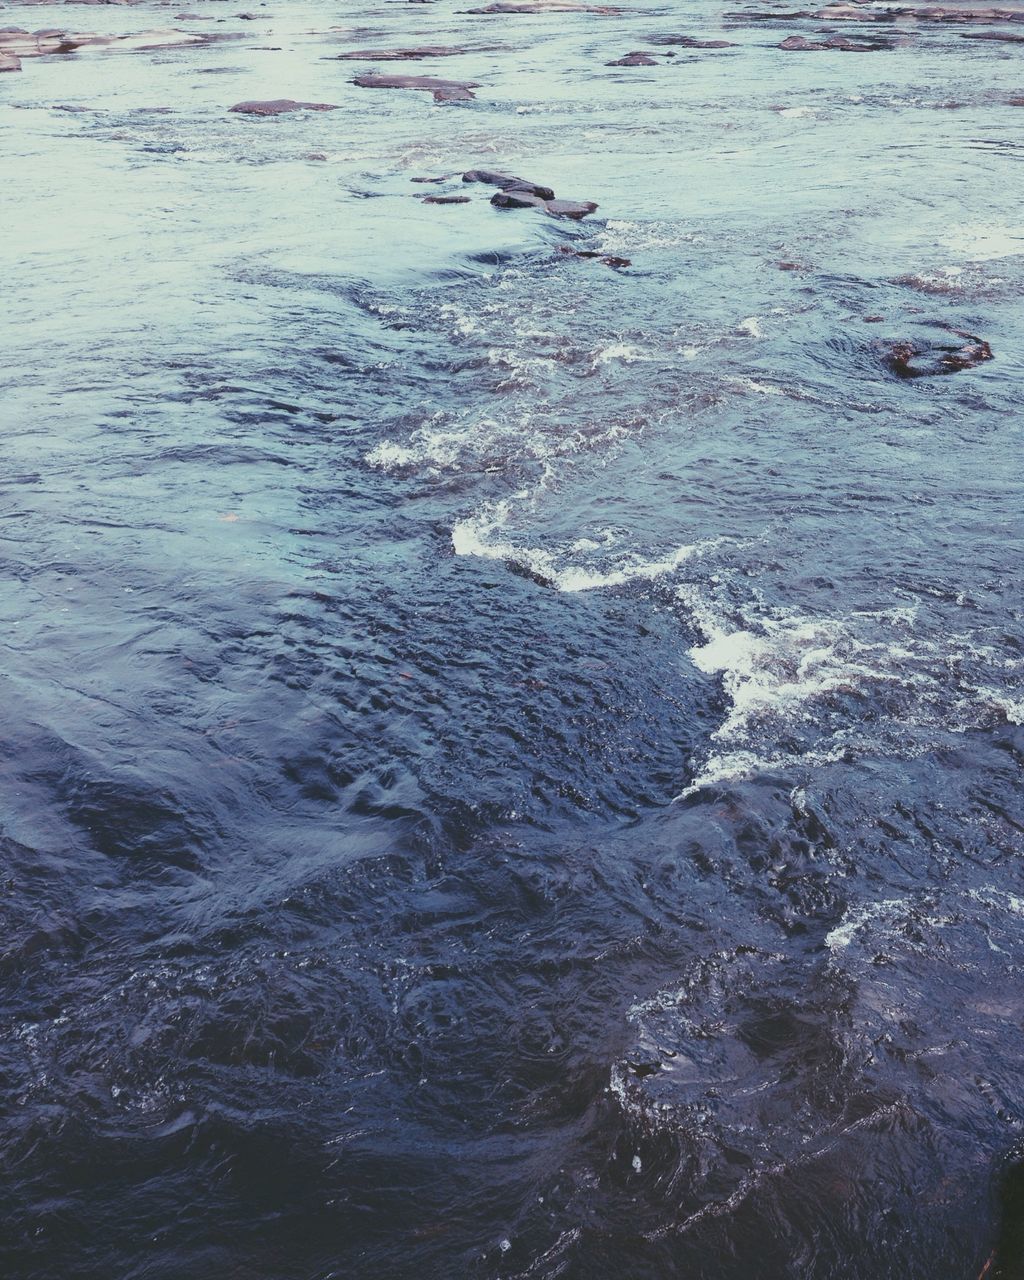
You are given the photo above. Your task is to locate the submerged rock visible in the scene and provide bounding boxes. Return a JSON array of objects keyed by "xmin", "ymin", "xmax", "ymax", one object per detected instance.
[
  {"xmin": 229, "ymin": 98, "xmax": 339, "ymax": 114},
  {"xmin": 0, "ymin": 52, "xmax": 21, "ymax": 72},
  {"xmin": 780, "ymin": 33, "xmax": 889, "ymax": 49},
  {"xmin": 649, "ymin": 34, "xmax": 736, "ymax": 47},
  {"xmin": 331, "ymin": 46, "xmax": 467, "ymax": 60},
  {"xmin": 559, "ymin": 246, "xmax": 631, "ymax": 267},
  {"xmin": 465, "ymin": 0, "xmax": 620, "ymax": 12},
  {"xmin": 423, "ymin": 194, "xmax": 472, "ymax": 203},
  {"xmin": 880, "ymin": 329, "xmax": 993, "ymax": 377},
  {"xmin": 607, "ymin": 51, "xmax": 659, "ymax": 65},
  {"xmin": 353, "ymin": 72, "xmax": 480, "ymax": 102}
]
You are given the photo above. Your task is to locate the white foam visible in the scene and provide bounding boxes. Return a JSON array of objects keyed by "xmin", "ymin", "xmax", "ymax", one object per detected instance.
[
  {"xmin": 825, "ymin": 899, "xmax": 908, "ymax": 952},
  {"xmin": 736, "ymin": 316, "xmax": 764, "ymax": 338}
]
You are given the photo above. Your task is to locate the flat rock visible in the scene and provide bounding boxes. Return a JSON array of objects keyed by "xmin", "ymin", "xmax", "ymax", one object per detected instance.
[
  {"xmin": 649, "ymin": 34, "xmax": 736, "ymax": 46},
  {"xmin": 779, "ymin": 32, "xmax": 887, "ymax": 47},
  {"xmin": 0, "ymin": 51, "xmax": 21, "ymax": 71},
  {"xmin": 353, "ymin": 72, "xmax": 480, "ymax": 101},
  {"xmin": 230, "ymin": 98, "xmax": 339, "ymax": 113},
  {"xmin": 465, "ymin": 1, "xmax": 619, "ymax": 12},
  {"xmin": 463, "ymin": 169, "xmax": 555, "ymax": 198},
  {"xmin": 491, "ymin": 189, "xmax": 548, "ymax": 209},
  {"xmin": 331, "ymin": 46, "xmax": 467, "ymax": 59},
  {"xmin": 423, "ymin": 194, "xmax": 471, "ymax": 203},
  {"xmin": 607, "ymin": 51, "xmax": 658, "ymax": 64},
  {"xmin": 0, "ymin": 27, "xmax": 211, "ymax": 57},
  {"xmin": 545, "ymin": 198, "xmax": 598, "ymax": 218},
  {"xmin": 491, "ymin": 191, "xmax": 598, "ymax": 218}
]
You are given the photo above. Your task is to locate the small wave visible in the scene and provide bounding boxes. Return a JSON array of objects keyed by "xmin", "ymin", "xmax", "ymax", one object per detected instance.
[{"xmin": 452, "ymin": 501, "xmax": 710, "ymax": 592}]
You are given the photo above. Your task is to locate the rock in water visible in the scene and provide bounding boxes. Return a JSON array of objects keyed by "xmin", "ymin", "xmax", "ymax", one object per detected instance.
[
  {"xmin": 491, "ymin": 190, "xmax": 549, "ymax": 210},
  {"xmin": 229, "ymin": 99, "xmax": 339, "ymax": 114},
  {"xmin": 545, "ymin": 198, "xmax": 598, "ymax": 219},
  {"xmin": 463, "ymin": 169, "xmax": 555, "ymax": 199},
  {"xmin": 880, "ymin": 330, "xmax": 993, "ymax": 378},
  {"xmin": 352, "ymin": 72, "xmax": 480, "ymax": 102},
  {"xmin": 607, "ymin": 52, "xmax": 659, "ymax": 65}
]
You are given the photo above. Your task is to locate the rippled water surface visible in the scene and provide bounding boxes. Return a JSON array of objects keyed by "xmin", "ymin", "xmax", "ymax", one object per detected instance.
[{"xmin": 2, "ymin": 0, "xmax": 1024, "ymax": 1276}]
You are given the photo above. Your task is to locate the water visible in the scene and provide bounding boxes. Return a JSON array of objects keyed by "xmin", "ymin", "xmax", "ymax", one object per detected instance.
[{"xmin": 1, "ymin": 1, "xmax": 1023, "ymax": 1276}]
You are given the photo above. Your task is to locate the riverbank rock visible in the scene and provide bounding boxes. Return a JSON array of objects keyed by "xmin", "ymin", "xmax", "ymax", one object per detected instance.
[
  {"xmin": 607, "ymin": 51, "xmax": 658, "ymax": 64},
  {"xmin": 353, "ymin": 71, "xmax": 480, "ymax": 101},
  {"xmin": 230, "ymin": 98, "xmax": 339, "ymax": 114}
]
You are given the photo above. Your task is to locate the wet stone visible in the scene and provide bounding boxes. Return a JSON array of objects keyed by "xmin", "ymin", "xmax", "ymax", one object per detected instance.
[
  {"xmin": 491, "ymin": 189, "xmax": 548, "ymax": 209},
  {"xmin": 463, "ymin": 169, "xmax": 555, "ymax": 199},
  {"xmin": 880, "ymin": 329, "xmax": 993, "ymax": 377},
  {"xmin": 607, "ymin": 51, "xmax": 659, "ymax": 65},
  {"xmin": 423, "ymin": 194, "xmax": 471, "ymax": 203},
  {"xmin": 229, "ymin": 98, "xmax": 339, "ymax": 114},
  {"xmin": 352, "ymin": 72, "xmax": 480, "ymax": 101},
  {"xmin": 545, "ymin": 198, "xmax": 598, "ymax": 218},
  {"xmin": 331, "ymin": 46, "xmax": 468, "ymax": 60}
]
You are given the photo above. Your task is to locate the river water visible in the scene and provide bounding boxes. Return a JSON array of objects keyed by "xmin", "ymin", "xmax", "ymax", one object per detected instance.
[{"xmin": 2, "ymin": 1, "xmax": 1023, "ymax": 1276}]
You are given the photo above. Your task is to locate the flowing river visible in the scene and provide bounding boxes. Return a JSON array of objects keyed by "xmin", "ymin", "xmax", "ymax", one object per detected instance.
[{"xmin": 2, "ymin": 0, "xmax": 1023, "ymax": 1275}]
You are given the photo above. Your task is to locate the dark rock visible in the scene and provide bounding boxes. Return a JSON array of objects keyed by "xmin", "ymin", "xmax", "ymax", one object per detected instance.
[
  {"xmin": 880, "ymin": 329, "xmax": 993, "ymax": 378},
  {"xmin": 545, "ymin": 198, "xmax": 598, "ymax": 219},
  {"xmin": 352, "ymin": 72, "xmax": 480, "ymax": 102},
  {"xmin": 465, "ymin": 0, "xmax": 619, "ymax": 11},
  {"xmin": 961, "ymin": 29, "xmax": 1024, "ymax": 40},
  {"xmin": 649, "ymin": 34, "xmax": 736, "ymax": 47},
  {"xmin": 229, "ymin": 98, "xmax": 339, "ymax": 113},
  {"xmin": 331, "ymin": 46, "xmax": 466, "ymax": 59},
  {"xmin": 779, "ymin": 32, "xmax": 887, "ymax": 48},
  {"xmin": 560, "ymin": 248, "xmax": 631, "ymax": 267},
  {"xmin": 463, "ymin": 169, "xmax": 555, "ymax": 198},
  {"xmin": 411, "ymin": 174, "xmax": 451, "ymax": 182},
  {"xmin": 491, "ymin": 189, "xmax": 548, "ymax": 209},
  {"xmin": 607, "ymin": 51, "xmax": 658, "ymax": 64}
]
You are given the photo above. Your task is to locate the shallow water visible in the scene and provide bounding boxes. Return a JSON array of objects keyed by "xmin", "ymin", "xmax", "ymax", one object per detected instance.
[{"xmin": 2, "ymin": 1, "xmax": 1024, "ymax": 1276}]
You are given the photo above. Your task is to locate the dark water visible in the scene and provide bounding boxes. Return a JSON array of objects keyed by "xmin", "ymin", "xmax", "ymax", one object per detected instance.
[{"xmin": 2, "ymin": 1, "xmax": 1024, "ymax": 1276}]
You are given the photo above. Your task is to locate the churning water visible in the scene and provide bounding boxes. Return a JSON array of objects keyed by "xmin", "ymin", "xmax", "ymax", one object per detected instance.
[{"xmin": 1, "ymin": 0, "xmax": 1023, "ymax": 1276}]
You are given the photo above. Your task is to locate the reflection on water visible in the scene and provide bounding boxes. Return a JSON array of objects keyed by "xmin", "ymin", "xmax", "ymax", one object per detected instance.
[{"xmin": 1, "ymin": 0, "xmax": 1023, "ymax": 1276}]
